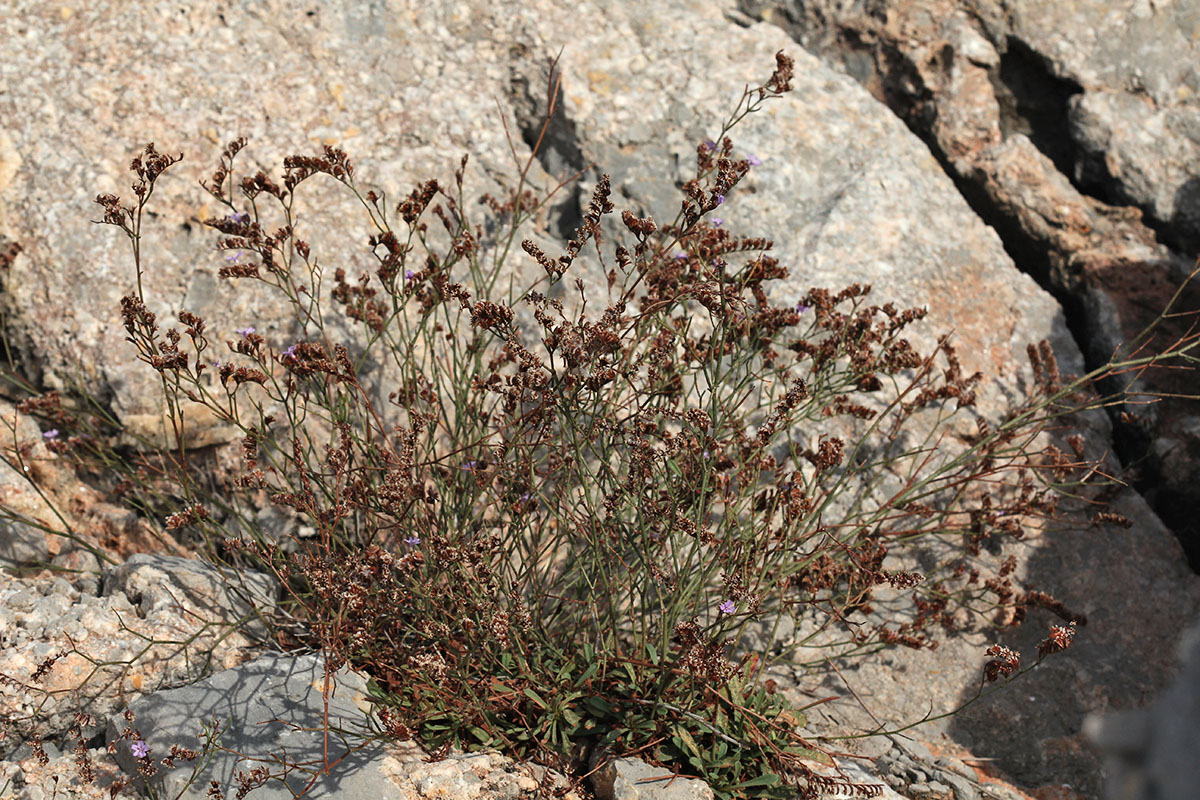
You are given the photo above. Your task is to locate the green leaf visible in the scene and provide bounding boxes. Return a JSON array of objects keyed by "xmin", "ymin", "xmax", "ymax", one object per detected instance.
[
  {"xmin": 523, "ymin": 687, "xmax": 547, "ymax": 709},
  {"xmin": 730, "ymin": 773, "xmax": 781, "ymax": 789},
  {"xmin": 783, "ymin": 745, "xmax": 834, "ymax": 767},
  {"xmin": 672, "ymin": 727, "xmax": 701, "ymax": 757},
  {"xmin": 582, "ymin": 696, "xmax": 614, "ymax": 716},
  {"xmin": 577, "ymin": 659, "xmax": 600, "ymax": 686}
]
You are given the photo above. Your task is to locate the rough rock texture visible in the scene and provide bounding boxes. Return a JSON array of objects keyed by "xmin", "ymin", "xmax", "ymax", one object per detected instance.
[
  {"xmin": 0, "ymin": 0, "xmax": 1196, "ymax": 798},
  {"xmin": 763, "ymin": 484, "xmax": 1197, "ymax": 798},
  {"xmin": 105, "ymin": 652, "xmax": 575, "ymax": 800},
  {"xmin": 590, "ymin": 755, "xmax": 715, "ymax": 800},
  {"xmin": 104, "ymin": 652, "xmax": 385, "ymax": 800},
  {"xmin": 0, "ymin": 744, "xmax": 138, "ymax": 800},
  {"xmin": 0, "ymin": 566, "xmax": 260, "ymax": 755},
  {"xmin": 735, "ymin": 0, "xmax": 1200, "ymax": 571},
  {"xmin": 1085, "ymin": 613, "xmax": 1200, "ymax": 800},
  {"xmin": 104, "ymin": 553, "xmax": 278, "ymax": 640},
  {"xmin": 739, "ymin": 0, "xmax": 1200, "ymax": 253},
  {"xmin": 0, "ymin": 397, "xmax": 194, "ymax": 574},
  {"xmin": 0, "ymin": 0, "xmax": 1070, "ymax": 447},
  {"xmin": 0, "ymin": 399, "xmax": 80, "ymax": 568}
]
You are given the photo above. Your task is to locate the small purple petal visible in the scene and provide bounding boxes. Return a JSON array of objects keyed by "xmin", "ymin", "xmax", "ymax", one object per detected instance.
[
  {"xmin": 236, "ymin": 326, "xmax": 255, "ymax": 336},
  {"xmin": 716, "ymin": 194, "xmax": 726, "ymax": 206},
  {"xmin": 130, "ymin": 740, "xmax": 149, "ymax": 759},
  {"xmin": 746, "ymin": 153, "xmax": 762, "ymax": 166},
  {"xmin": 710, "ymin": 217, "xmax": 723, "ymax": 227},
  {"xmin": 404, "ymin": 269, "xmax": 416, "ymax": 280},
  {"xmin": 674, "ymin": 252, "xmax": 688, "ymax": 261},
  {"xmin": 703, "ymin": 139, "xmax": 716, "ymax": 151},
  {"xmin": 404, "ymin": 535, "xmax": 420, "ymax": 547},
  {"xmin": 42, "ymin": 429, "xmax": 59, "ymax": 440},
  {"xmin": 718, "ymin": 599, "xmax": 736, "ymax": 615},
  {"xmin": 796, "ymin": 302, "xmax": 811, "ymax": 314}
]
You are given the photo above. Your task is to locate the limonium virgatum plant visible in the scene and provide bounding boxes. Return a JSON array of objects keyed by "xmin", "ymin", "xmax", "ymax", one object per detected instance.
[{"xmin": 7, "ymin": 52, "xmax": 1196, "ymax": 799}]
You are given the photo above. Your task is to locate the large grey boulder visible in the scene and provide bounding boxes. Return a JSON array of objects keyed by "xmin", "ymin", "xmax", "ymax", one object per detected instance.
[
  {"xmin": 1085, "ymin": 614, "xmax": 1200, "ymax": 800},
  {"xmin": 736, "ymin": 0, "xmax": 1200, "ymax": 568},
  {"xmin": 103, "ymin": 552, "xmax": 278, "ymax": 640},
  {"xmin": 1, "ymin": 0, "xmax": 1066, "ymax": 445},
  {"xmin": 105, "ymin": 652, "xmax": 571, "ymax": 800},
  {"xmin": 106, "ymin": 652, "xmax": 392, "ymax": 800}
]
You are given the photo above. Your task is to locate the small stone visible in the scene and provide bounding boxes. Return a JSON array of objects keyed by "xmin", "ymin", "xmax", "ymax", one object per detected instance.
[
  {"xmin": 49, "ymin": 577, "xmax": 76, "ymax": 598},
  {"xmin": 8, "ymin": 589, "xmax": 38, "ymax": 612},
  {"xmin": 893, "ymin": 737, "xmax": 935, "ymax": 764},
  {"xmin": 938, "ymin": 771, "xmax": 981, "ymax": 800},
  {"xmin": 927, "ymin": 780, "xmax": 953, "ymax": 798}
]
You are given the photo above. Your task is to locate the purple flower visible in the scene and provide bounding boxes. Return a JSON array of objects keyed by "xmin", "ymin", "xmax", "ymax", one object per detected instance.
[
  {"xmin": 42, "ymin": 429, "xmax": 59, "ymax": 440},
  {"xmin": 702, "ymin": 450, "xmax": 711, "ymax": 460},
  {"xmin": 130, "ymin": 740, "xmax": 149, "ymax": 759},
  {"xmin": 404, "ymin": 534, "xmax": 420, "ymax": 547},
  {"xmin": 225, "ymin": 250, "xmax": 242, "ymax": 263},
  {"xmin": 703, "ymin": 139, "xmax": 716, "ymax": 151},
  {"xmin": 282, "ymin": 344, "xmax": 298, "ymax": 359},
  {"xmin": 718, "ymin": 599, "xmax": 736, "ymax": 615},
  {"xmin": 461, "ymin": 460, "xmax": 478, "ymax": 471},
  {"xmin": 710, "ymin": 217, "xmax": 723, "ymax": 227},
  {"xmin": 225, "ymin": 212, "xmax": 250, "ymax": 225},
  {"xmin": 796, "ymin": 302, "xmax": 810, "ymax": 314},
  {"xmin": 236, "ymin": 326, "xmax": 255, "ymax": 336},
  {"xmin": 404, "ymin": 269, "xmax": 416, "ymax": 280},
  {"xmin": 674, "ymin": 252, "xmax": 688, "ymax": 261},
  {"xmin": 520, "ymin": 492, "xmax": 532, "ymax": 502},
  {"xmin": 716, "ymin": 194, "xmax": 726, "ymax": 206},
  {"xmin": 746, "ymin": 153, "xmax": 762, "ymax": 166}
]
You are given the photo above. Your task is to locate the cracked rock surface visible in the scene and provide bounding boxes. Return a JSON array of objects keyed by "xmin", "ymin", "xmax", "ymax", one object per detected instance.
[{"xmin": 0, "ymin": 1, "xmax": 1197, "ymax": 799}]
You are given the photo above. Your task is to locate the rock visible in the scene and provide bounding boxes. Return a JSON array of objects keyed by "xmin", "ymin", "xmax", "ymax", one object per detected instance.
[
  {"xmin": 1085, "ymin": 613, "xmax": 1200, "ymax": 800},
  {"xmin": 0, "ymin": 744, "xmax": 137, "ymax": 800},
  {"xmin": 0, "ymin": 400, "xmax": 71, "ymax": 567},
  {"xmin": 0, "ymin": 568, "xmax": 259, "ymax": 751},
  {"xmin": 50, "ymin": 548, "xmax": 101, "ymax": 596},
  {"xmin": 734, "ymin": 612, "xmax": 795, "ymax": 657},
  {"xmin": 105, "ymin": 652, "xmax": 384, "ymax": 800},
  {"xmin": 104, "ymin": 651, "xmax": 575, "ymax": 800},
  {"xmin": 0, "ymin": 0, "xmax": 1075, "ymax": 455},
  {"xmin": 939, "ymin": 771, "xmax": 981, "ymax": 800},
  {"xmin": 381, "ymin": 745, "xmax": 579, "ymax": 800},
  {"xmin": 0, "ymin": 1, "xmax": 1195, "ymax": 798},
  {"xmin": 589, "ymin": 756, "xmax": 714, "ymax": 800},
  {"xmin": 103, "ymin": 552, "xmax": 278, "ymax": 640},
  {"xmin": 737, "ymin": 0, "xmax": 1200, "ymax": 569},
  {"xmin": 732, "ymin": 1, "xmax": 1200, "ymax": 794}
]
